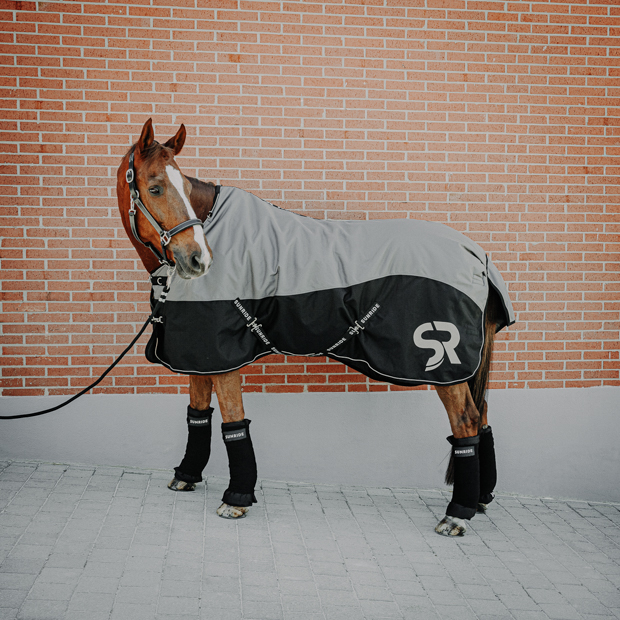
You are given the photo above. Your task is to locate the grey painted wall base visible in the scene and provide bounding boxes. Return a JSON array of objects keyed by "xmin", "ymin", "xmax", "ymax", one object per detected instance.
[{"xmin": 1, "ymin": 387, "xmax": 618, "ymax": 503}]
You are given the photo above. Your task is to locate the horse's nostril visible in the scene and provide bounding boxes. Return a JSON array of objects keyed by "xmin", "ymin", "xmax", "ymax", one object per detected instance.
[{"xmin": 190, "ymin": 251, "xmax": 203, "ymax": 271}]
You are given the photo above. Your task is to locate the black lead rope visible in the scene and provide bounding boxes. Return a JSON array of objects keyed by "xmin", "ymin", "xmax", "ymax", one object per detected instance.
[{"xmin": 0, "ymin": 272, "xmax": 174, "ymax": 421}]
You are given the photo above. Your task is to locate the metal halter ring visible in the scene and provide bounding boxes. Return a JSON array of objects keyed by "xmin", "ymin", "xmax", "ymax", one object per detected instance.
[
  {"xmin": 126, "ymin": 168, "xmax": 134, "ymax": 184},
  {"xmin": 160, "ymin": 230, "xmax": 172, "ymax": 246}
]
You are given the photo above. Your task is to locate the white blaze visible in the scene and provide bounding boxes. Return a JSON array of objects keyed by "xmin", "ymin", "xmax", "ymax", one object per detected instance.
[{"xmin": 165, "ymin": 165, "xmax": 210, "ymax": 271}]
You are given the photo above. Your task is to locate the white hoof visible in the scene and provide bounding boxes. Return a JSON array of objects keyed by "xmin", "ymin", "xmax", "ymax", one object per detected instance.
[
  {"xmin": 435, "ymin": 515, "xmax": 467, "ymax": 536},
  {"xmin": 217, "ymin": 502, "xmax": 249, "ymax": 519},
  {"xmin": 167, "ymin": 478, "xmax": 196, "ymax": 492}
]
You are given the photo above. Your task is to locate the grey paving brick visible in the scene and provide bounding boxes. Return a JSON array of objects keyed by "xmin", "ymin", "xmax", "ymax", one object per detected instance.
[
  {"xmin": 281, "ymin": 613, "xmax": 323, "ymax": 620},
  {"xmin": 16, "ymin": 599, "xmax": 68, "ymax": 620},
  {"xmin": 388, "ymin": 580, "xmax": 425, "ymax": 597},
  {"xmin": 75, "ymin": 575, "xmax": 119, "ymax": 593},
  {"xmin": 67, "ymin": 592, "xmax": 115, "ymax": 612},
  {"xmin": 432, "ymin": 605, "xmax": 477, "ymax": 620},
  {"xmin": 317, "ymin": 588, "xmax": 359, "ymax": 607},
  {"xmin": 428, "ymin": 588, "xmax": 466, "ymax": 606},
  {"xmin": 359, "ymin": 599, "xmax": 402, "ymax": 616},
  {"xmin": 0, "ymin": 574, "xmax": 36, "ymax": 591},
  {"xmin": 115, "ymin": 585, "xmax": 160, "ymax": 604},
  {"xmin": 241, "ymin": 600, "xmax": 283, "ymax": 619},
  {"xmin": 321, "ymin": 606, "xmax": 363, "ymax": 620},
  {"xmin": 498, "ymin": 593, "xmax": 541, "ymax": 611},
  {"xmin": 353, "ymin": 583, "xmax": 393, "ymax": 601},
  {"xmin": 26, "ymin": 581, "xmax": 75, "ymax": 601},
  {"xmin": 0, "ymin": 560, "xmax": 45, "ymax": 575},
  {"xmin": 466, "ymin": 596, "xmax": 511, "ymax": 616},
  {"xmin": 82, "ymin": 561, "xmax": 125, "ymax": 578},
  {"xmin": 538, "ymin": 603, "xmax": 583, "ymax": 619},
  {"xmin": 280, "ymin": 594, "xmax": 321, "ymax": 612},
  {"xmin": 0, "ymin": 589, "xmax": 28, "ymax": 609},
  {"xmin": 110, "ymin": 603, "xmax": 158, "ymax": 620},
  {"xmin": 157, "ymin": 596, "xmax": 200, "ymax": 615}
]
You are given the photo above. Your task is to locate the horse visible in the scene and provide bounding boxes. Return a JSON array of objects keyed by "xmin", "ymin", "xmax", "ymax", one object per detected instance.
[{"xmin": 116, "ymin": 119, "xmax": 514, "ymax": 536}]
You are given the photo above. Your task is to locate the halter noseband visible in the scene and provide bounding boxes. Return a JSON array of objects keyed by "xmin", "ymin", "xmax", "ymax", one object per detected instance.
[{"xmin": 126, "ymin": 150, "xmax": 203, "ymax": 266}]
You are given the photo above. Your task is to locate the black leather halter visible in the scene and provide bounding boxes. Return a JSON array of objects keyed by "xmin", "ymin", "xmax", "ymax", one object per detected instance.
[{"xmin": 126, "ymin": 150, "xmax": 203, "ymax": 266}]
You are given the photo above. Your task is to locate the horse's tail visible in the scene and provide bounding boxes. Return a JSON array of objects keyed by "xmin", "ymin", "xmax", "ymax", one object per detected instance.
[{"xmin": 445, "ymin": 288, "xmax": 501, "ymax": 485}]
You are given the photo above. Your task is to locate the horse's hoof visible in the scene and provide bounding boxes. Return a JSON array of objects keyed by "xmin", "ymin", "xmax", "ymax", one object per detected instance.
[
  {"xmin": 168, "ymin": 478, "xmax": 196, "ymax": 492},
  {"xmin": 435, "ymin": 515, "xmax": 467, "ymax": 536},
  {"xmin": 217, "ymin": 503, "xmax": 249, "ymax": 519},
  {"xmin": 477, "ymin": 492, "xmax": 495, "ymax": 512}
]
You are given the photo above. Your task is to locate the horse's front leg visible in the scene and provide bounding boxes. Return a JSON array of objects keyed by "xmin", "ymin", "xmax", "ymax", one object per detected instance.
[
  {"xmin": 434, "ymin": 382, "xmax": 482, "ymax": 536},
  {"xmin": 212, "ymin": 371, "xmax": 258, "ymax": 519},
  {"xmin": 168, "ymin": 374, "xmax": 215, "ymax": 492}
]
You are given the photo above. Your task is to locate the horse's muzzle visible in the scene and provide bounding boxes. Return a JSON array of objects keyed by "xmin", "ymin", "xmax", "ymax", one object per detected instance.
[{"xmin": 174, "ymin": 248, "xmax": 209, "ymax": 279}]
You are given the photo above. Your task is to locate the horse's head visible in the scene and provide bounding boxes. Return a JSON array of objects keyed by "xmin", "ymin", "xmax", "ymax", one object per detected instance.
[{"xmin": 116, "ymin": 119, "xmax": 212, "ymax": 279}]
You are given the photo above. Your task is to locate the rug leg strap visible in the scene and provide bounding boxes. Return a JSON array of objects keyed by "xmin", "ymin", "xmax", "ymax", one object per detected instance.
[
  {"xmin": 478, "ymin": 425, "xmax": 497, "ymax": 505},
  {"xmin": 446, "ymin": 434, "xmax": 480, "ymax": 520},
  {"xmin": 221, "ymin": 419, "xmax": 257, "ymax": 507},
  {"xmin": 174, "ymin": 406, "xmax": 213, "ymax": 484}
]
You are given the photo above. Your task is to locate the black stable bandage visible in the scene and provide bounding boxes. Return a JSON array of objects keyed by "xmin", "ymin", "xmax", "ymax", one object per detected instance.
[
  {"xmin": 446, "ymin": 434, "xmax": 480, "ymax": 520},
  {"xmin": 174, "ymin": 406, "xmax": 213, "ymax": 484},
  {"xmin": 478, "ymin": 425, "xmax": 497, "ymax": 505},
  {"xmin": 221, "ymin": 419, "xmax": 257, "ymax": 507}
]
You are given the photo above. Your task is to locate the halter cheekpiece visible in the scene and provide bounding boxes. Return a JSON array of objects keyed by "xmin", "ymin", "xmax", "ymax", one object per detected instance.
[{"xmin": 126, "ymin": 150, "xmax": 202, "ymax": 266}]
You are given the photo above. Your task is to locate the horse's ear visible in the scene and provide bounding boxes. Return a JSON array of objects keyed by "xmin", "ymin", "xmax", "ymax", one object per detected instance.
[
  {"xmin": 137, "ymin": 118, "xmax": 154, "ymax": 153},
  {"xmin": 163, "ymin": 124, "xmax": 186, "ymax": 155}
]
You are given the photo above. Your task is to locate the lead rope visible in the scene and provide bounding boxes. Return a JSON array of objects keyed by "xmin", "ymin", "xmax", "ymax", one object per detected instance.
[{"xmin": 0, "ymin": 269, "xmax": 176, "ymax": 420}]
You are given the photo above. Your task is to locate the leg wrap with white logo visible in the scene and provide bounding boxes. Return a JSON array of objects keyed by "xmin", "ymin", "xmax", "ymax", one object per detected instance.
[
  {"xmin": 478, "ymin": 425, "xmax": 497, "ymax": 505},
  {"xmin": 221, "ymin": 420, "xmax": 257, "ymax": 507},
  {"xmin": 173, "ymin": 406, "xmax": 213, "ymax": 484},
  {"xmin": 446, "ymin": 434, "xmax": 480, "ymax": 520}
]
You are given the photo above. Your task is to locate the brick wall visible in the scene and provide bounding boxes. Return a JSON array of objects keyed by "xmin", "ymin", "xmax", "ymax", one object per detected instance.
[{"xmin": 1, "ymin": 0, "xmax": 618, "ymax": 397}]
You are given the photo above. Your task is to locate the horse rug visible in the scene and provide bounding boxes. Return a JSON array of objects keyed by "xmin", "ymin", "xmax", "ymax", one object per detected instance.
[{"xmin": 146, "ymin": 186, "xmax": 515, "ymax": 386}]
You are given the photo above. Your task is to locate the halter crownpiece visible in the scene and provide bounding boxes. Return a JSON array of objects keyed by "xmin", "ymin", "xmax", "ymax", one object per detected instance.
[{"xmin": 126, "ymin": 150, "xmax": 202, "ymax": 266}]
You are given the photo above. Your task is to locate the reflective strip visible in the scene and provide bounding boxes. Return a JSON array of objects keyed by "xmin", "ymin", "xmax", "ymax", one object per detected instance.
[
  {"xmin": 187, "ymin": 416, "xmax": 211, "ymax": 427},
  {"xmin": 223, "ymin": 428, "xmax": 247, "ymax": 442},
  {"xmin": 453, "ymin": 446, "xmax": 476, "ymax": 457}
]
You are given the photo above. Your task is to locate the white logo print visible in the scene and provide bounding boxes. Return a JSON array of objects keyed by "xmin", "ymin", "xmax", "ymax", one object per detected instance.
[{"xmin": 413, "ymin": 322, "xmax": 462, "ymax": 371}]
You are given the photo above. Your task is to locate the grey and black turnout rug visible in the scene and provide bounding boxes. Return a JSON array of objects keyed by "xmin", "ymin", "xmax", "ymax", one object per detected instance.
[{"xmin": 147, "ymin": 186, "xmax": 514, "ymax": 386}]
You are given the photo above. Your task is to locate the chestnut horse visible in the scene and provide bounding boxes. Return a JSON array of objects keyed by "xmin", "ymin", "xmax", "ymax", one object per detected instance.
[{"xmin": 116, "ymin": 119, "xmax": 506, "ymax": 536}]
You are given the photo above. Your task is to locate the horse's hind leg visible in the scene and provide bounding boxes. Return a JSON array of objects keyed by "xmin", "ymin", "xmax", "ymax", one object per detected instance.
[
  {"xmin": 434, "ymin": 382, "xmax": 481, "ymax": 536},
  {"xmin": 168, "ymin": 375, "xmax": 215, "ymax": 492},
  {"xmin": 212, "ymin": 371, "xmax": 258, "ymax": 519}
]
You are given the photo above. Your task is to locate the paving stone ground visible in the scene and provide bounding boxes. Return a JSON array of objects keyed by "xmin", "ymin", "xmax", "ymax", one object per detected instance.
[{"xmin": 0, "ymin": 461, "xmax": 619, "ymax": 620}]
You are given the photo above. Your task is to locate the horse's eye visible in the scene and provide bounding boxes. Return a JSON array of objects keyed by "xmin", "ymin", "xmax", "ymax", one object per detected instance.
[{"xmin": 149, "ymin": 186, "xmax": 162, "ymax": 196}]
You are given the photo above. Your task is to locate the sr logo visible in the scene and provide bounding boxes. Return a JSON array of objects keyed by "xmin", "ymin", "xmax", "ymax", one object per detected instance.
[{"xmin": 413, "ymin": 322, "xmax": 462, "ymax": 371}]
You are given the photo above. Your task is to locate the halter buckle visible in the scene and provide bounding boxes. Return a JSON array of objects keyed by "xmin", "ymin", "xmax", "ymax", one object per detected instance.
[
  {"xmin": 126, "ymin": 169, "xmax": 134, "ymax": 184},
  {"xmin": 160, "ymin": 230, "xmax": 172, "ymax": 246}
]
